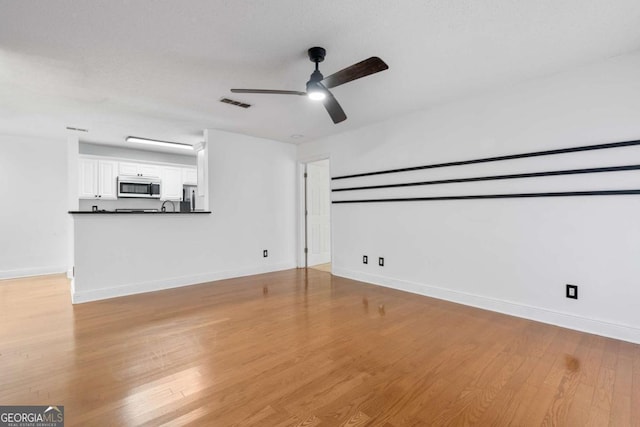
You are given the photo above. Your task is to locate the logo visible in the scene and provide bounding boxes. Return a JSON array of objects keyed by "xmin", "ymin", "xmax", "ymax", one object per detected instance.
[{"xmin": 0, "ymin": 405, "xmax": 64, "ymax": 427}]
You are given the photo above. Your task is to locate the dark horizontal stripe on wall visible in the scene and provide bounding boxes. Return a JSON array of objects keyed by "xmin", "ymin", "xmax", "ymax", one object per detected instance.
[
  {"xmin": 332, "ymin": 164, "xmax": 640, "ymax": 192},
  {"xmin": 332, "ymin": 139, "xmax": 640, "ymax": 180},
  {"xmin": 332, "ymin": 189, "xmax": 640, "ymax": 204}
]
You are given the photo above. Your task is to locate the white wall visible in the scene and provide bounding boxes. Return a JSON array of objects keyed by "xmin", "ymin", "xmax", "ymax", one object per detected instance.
[
  {"xmin": 298, "ymin": 52, "xmax": 640, "ymax": 343},
  {"xmin": 72, "ymin": 129, "xmax": 297, "ymax": 302},
  {"xmin": 0, "ymin": 134, "xmax": 68, "ymax": 278},
  {"xmin": 79, "ymin": 142, "xmax": 197, "ymax": 166}
]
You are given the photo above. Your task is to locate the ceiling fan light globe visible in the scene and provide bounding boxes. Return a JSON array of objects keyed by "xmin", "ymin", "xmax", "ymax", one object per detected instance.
[{"xmin": 308, "ymin": 91, "xmax": 326, "ymax": 101}]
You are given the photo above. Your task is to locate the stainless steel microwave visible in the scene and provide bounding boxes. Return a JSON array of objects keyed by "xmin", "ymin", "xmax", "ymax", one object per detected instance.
[{"xmin": 117, "ymin": 176, "xmax": 161, "ymax": 198}]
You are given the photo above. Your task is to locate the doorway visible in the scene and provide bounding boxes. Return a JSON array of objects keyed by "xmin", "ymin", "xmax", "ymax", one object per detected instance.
[{"xmin": 304, "ymin": 159, "xmax": 331, "ymax": 272}]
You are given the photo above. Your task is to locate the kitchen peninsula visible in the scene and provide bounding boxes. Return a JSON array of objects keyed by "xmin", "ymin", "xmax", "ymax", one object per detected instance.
[
  {"xmin": 68, "ymin": 138, "xmax": 217, "ymax": 304},
  {"xmin": 70, "ymin": 212, "xmax": 214, "ymax": 304}
]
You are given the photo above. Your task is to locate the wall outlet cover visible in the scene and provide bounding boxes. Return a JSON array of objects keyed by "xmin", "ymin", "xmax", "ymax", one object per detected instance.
[
  {"xmin": 363, "ymin": 255, "xmax": 368, "ymax": 264},
  {"xmin": 566, "ymin": 284, "xmax": 578, "ymax": 299},
  {"xmin": 378, "ymin": 257, "xmax": 384, "ymax": 267},
  {"xmin": 263, "ymin": 250, "xmax": 268, "ymax": 258}
]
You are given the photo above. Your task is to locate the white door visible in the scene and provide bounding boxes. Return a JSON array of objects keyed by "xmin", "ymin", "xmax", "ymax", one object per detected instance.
[{"xmin": 306, "ymin": 159, "xmax": 331, "ymax": 266}]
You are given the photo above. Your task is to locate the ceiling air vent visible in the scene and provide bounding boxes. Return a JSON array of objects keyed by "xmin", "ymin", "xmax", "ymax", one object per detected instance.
[{"xmin": 219, "ymin": 97, "xmax": 251, "ymax": 109}]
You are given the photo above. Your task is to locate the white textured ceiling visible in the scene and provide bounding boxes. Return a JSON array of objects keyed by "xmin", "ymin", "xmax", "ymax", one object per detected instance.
[{"xmin": 1, "ymin": 0, "xmax": 640, "ymax": 150}]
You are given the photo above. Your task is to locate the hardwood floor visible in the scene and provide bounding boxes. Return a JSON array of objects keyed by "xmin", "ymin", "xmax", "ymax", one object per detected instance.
[
  {"xmin": 0, "ymin": 270, "xmax": 638, "ymax": 426},
  {"xmin": 309, "ymin": 263, "xmax": 331, "ymax": 273}
]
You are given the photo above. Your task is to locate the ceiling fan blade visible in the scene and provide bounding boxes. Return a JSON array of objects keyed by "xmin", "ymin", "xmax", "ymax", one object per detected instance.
[
  {"xmin": 320, "ymin": 85, "xmax": 347, "ymax": 124},
  {"xmin": 230, "ymin": 89, "xmax": 306, "ymax": 96},
  {"xmin": 321, "ymin": 57, "xmax": 389, "ymax": 89}
]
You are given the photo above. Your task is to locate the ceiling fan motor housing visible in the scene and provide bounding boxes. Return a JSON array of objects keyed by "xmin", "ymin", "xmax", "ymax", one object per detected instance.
[
  {"xmin": 308, "ymin": 69, "xmax": 324, "ymax": 85},
  {"xmin": 308, "ymin": 46, "xmax": 326, "ymax": 63},
  {"xmin": 307, "ymin": 47, "xmax": 326, "ymax": 91}
]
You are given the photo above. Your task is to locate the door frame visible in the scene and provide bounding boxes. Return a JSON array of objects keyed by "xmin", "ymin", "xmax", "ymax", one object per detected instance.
[{"xmin": 297, "ymin": 155, "xmax": 332, "ymax": 269}]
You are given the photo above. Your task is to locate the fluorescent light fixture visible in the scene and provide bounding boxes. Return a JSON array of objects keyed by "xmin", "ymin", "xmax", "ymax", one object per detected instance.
[{"xmin": 126, "ymin": 136, "xmax": 193, "ymax": 151}]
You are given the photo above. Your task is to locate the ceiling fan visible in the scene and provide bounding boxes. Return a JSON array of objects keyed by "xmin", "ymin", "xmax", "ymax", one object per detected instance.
[{"xmin": 231, "ymin": 47, "xmax": 388, "ymax": 124}]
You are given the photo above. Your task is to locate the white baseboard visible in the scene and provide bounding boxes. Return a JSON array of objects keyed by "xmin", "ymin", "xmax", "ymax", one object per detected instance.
[
  {"xmin": 332, "ymin": 267, "xmax": 640, "ymax": 345},
  {"xmin": 71, "ymin": 262, "xmax": 296, "ymax": 304},
  {"xmin": 0, "ymin": 266, "xmax": 67, "ymax": 280}
]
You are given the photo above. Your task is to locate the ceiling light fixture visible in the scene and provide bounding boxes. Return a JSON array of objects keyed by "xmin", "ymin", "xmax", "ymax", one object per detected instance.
[
  {"xmin": 306, "ymin": 82, "xmax": 326, "ymax": 101},
  {"xmin": 230, "ymin": 47, "xmax": 388, "ymax": 124},
  {"xmin": 307, "ymin": 89, "xmax": 326, "ymax": 101},
  {"xmin": 126, "ymin": 136, "xmax": 193, "ymax": 151}
]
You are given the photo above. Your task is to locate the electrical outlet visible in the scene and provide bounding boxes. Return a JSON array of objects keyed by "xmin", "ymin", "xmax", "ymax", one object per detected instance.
[
  {"xmin": 263, "ymin": 249, "xmax": 268, "ymax": 258},
  {"xmin": 378, "ymin": 257, "xmax": 384, "ymax": 267},
  {"xmin": 363, "ymin": 255, "xmax": 368, "ymax": 264},
  {"xmin": 566, "ymin": 284, "xmax": 578, "ymax": 299}
]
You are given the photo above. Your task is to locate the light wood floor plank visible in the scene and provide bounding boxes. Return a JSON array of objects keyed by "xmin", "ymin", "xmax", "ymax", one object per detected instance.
[{"xmin": 0, "ymin": 270, "xmax": 638, "ymax": 426}]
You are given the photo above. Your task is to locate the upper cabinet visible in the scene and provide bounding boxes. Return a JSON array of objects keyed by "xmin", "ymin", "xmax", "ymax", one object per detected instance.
[
  {"xmin": 79, "ymin": 158, "xmax": 118, "ymax": 200},
  {"xmin": 160, "ymin": 166, "xmax": 183, "ymax": 201},
  {"xmin": 78, "ymin": 158, "xmax": 98, "ymax": 199},
  {"xmin": 139, "ymin": 164, "xmax": 161, "ymax": 177},
  {"xmin": 78, "ymin": 155, "xmax": 197, "ymax": 201},
  {"xmin": 98, "ymin": 161, "xmax": 118, "ymax": 199},
  {"xmin": 118, "ymin": 162, "xmax": 160, "ymax": 178},
  {"xmin": 118, "ymin": 162, "xmax": 137, "ymax": 176},
  {"xmin": 182, "ymin": 167, "xmax": 197, "ymax": 185}
]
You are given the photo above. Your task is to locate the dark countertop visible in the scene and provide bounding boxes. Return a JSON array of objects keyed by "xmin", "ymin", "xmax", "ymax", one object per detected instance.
[{"xmin": 69, "ymin": 210, "xmax": 212, "ymax": 214}]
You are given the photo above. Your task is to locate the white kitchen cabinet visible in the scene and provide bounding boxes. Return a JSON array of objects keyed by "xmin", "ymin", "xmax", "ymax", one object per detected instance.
[
  {"xmin": 161, "ymin": 166, "xmax": 183, "ymax": 200},
  {"xmin": 80, "ymin": 155, "xmax": 196, "ymax": 201},
  {"xmin": 119, "ymin": 161, "xmax": 160, "ymax": 178},
  {"xmin": 182, "ymin": 167, "xmax": 197, "ymax": 185},
  {"xmin": 118, "ymin": 162, "xmax": 138, "ymax": 176},
  {"xmin": 139, "ymin": 163, "xmax": 160, "ymax": 177},
  {"xmin": 98, "ymin": 161, "xmax": 118, "ymax": 199},
  {"xmin": 78, "ymin": 158, "xmax": 118, "ymax": 200},
  {"xmin": 79, "ymin": 158, "xmax": 98, "ymax": 199}
]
